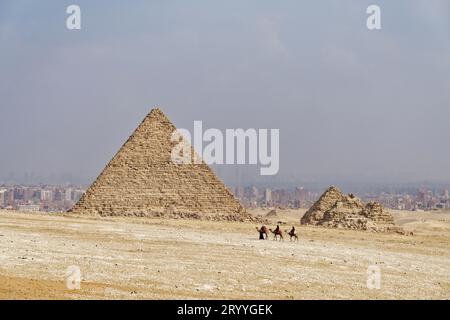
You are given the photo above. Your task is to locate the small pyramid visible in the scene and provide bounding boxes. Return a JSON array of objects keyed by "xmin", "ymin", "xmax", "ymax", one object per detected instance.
[
  {"xmin": 265, "ymin": 209, "xmax": 277, "ymax": 217},
  {"xmin": 301, "ymin": 186, "xmax": 346, "ymax": 225},
  {"xmin": 301, "ymin": 186, "xmax": 404, "ymax": 233},
  {"xmin": 71, "ymin": 108, "xmax": 249, "ymax": 220}
]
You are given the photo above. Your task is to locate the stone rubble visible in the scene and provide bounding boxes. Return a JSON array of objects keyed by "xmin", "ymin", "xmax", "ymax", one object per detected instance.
[{"xmin": 301, "ymin": 186, "xmax": 405, "ymax": 233}]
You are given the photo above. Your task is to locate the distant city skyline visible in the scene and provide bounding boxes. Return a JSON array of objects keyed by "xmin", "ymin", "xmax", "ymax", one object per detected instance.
[
  {"xmin": 2, "ymin": 169, "xmax": 450, "ymax": 193},
  {"xmin": 1, "ymin": 182, "xmax": 448, "ymax": 213},
  {"xmin": 1, "ymin": 1, "xmax": 449, "ymax": 185}
]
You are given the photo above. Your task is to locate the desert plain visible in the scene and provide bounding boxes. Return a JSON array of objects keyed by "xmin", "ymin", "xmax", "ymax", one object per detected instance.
[{"xmin": 0, "ymin": 208, "xmax": 449, "ymax": 299}]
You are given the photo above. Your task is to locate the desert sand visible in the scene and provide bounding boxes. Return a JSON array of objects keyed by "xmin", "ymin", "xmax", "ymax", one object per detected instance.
[{"xmin": 0, "ymin": 208, "xmax": 449, "ymax": 299}]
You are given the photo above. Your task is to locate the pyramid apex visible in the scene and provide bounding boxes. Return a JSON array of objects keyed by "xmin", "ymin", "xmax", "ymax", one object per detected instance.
[
  {"xmin": 148, "ymin": 107, "xmax": 164, "ymax": 115},
  {"xmin": 146, "ymin": 107, "xmax": 171, "ymax": 122},
  {"xmin": 325, "ymin": 185, "xmax": 341, "ymax": 193}
]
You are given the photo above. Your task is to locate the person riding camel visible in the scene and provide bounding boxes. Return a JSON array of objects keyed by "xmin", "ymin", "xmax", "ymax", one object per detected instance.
[
  {"xmin": 286, "ymin": 226, "xmax": 298, "ymax": 241},
  {"xmin": 270, "ymin": 224, "xmax": 283, "ymax": 241}
]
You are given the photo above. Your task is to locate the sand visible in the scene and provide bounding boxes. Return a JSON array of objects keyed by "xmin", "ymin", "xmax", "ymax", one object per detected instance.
[{"xmin": 0, "ymin": 209, "xmax": 449, "ymax": 299}]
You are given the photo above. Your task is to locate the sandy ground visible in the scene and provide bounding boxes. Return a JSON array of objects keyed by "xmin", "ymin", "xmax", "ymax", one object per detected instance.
[{"xmin": 0, "ymin": 208, "xmax": 449, "ymax": 299}]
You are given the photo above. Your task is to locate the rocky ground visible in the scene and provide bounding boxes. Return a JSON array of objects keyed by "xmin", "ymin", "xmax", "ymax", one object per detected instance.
[{"xmin": 0, "ymin": 209, "xmax": 449, "ymax": 299}]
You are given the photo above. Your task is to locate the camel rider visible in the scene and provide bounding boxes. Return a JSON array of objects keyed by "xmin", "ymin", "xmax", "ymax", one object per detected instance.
[
  {"xmin": 290, "ymin": 226, "xmax": 295, "ymax": 236},
  {"xmin": 274, "ymin": 225, "xmax": 280, "ymax": 233}
]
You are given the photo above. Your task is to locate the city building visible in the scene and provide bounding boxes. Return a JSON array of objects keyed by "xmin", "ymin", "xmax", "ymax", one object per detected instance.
[
  {"xmin": 263, "ymin": 188, "xmax": 272, "ymax": 204},
  {"xmin": 0, "ymin": 189, "xmax": 7, "ymax": 207},
  {"xmin": 40, "ymin": 190, "xmax": 53, "ymax": 201},
  {"xmin": 17, "ymin": 204, "xmax": 40, "ymax": 212}
]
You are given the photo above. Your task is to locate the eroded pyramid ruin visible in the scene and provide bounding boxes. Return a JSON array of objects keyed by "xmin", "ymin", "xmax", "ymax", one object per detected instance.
[
  {"xmin": 300, "ymin": 186, "xmax": 404, "ymax": 233},
  {"xmin": 71, "ymin": 108, "xmax": 252, "ymax": 221}
]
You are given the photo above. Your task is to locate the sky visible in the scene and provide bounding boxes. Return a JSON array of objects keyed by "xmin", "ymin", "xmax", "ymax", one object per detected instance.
[{"xmin": 0, "ymin": 0, "xmax": 449, "ymax": 187}]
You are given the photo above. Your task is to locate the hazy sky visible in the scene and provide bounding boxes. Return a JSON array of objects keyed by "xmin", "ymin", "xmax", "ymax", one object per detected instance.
[{"xmin": 1, "ymin": 1, "xmax": 449, "ymax": 186}]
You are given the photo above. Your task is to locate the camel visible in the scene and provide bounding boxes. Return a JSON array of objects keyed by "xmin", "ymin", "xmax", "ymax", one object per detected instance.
[
  {"xmin": 285, "ymin": 226, "xmax": 299, "ymax": 242},
  {"xmin": 269, "ymin": 226, "xmax": 283, "ymax": 241},
  {"xmin": 256, "ymin": 226, "xmax": 269, "ymax": 240}
]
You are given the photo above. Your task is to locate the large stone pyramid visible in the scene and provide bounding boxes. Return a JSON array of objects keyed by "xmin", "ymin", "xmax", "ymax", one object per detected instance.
[
  {"xmin": 301, "ymin": 186, "xmax": 404, "ymax": 233},
  {"xmin": 71, "ymin": 108, "xmax": 250, "ymax": 221}
]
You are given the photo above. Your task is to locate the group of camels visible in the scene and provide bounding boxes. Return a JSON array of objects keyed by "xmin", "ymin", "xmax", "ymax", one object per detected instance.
[{"xmin": 255, "ymin": 225, "xmax": 298, "ymax": 242}]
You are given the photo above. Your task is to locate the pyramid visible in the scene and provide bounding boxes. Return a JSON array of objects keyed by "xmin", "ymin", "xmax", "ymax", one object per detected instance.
[
  {"xmin": 301, "ymin": 186, "xmax": 404, "ymax": 233},
  {"xmin": 301, "ymin": 186, "xmax": 348, "ymax": 225},
  {"xmin": 265, "ymin": 209, "xmax": 277, "ymax": 217},
  {"xmin": 71, "ymin": 108, "xmax": 251, "ymax": 221}
]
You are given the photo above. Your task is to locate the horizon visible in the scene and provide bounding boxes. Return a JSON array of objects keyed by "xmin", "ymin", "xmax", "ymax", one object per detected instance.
[{"xmin": 1, "ymin": 174, "xmax": 450, "ymax": 192}]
